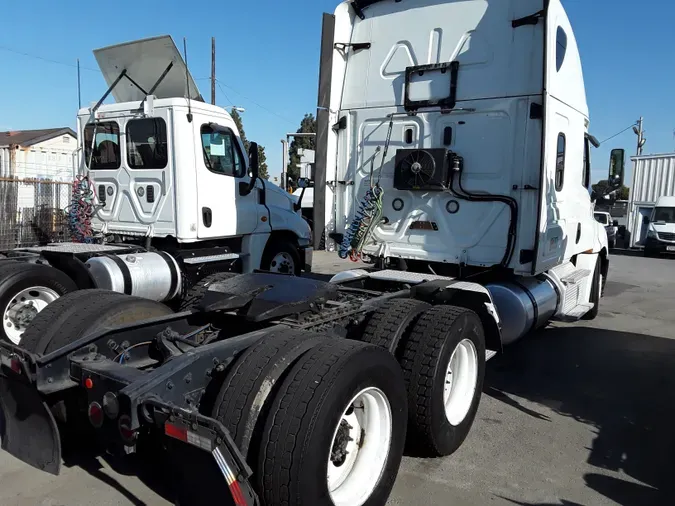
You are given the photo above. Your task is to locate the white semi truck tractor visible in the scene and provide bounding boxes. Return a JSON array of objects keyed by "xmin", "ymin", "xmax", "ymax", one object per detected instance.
[
  {"xmin": 0, "ymin": 2, "xmax": 624, "ymax": 506},
  {"xmin": 0, "ymin": 36, "xmax": 312, "ymax": 345}
]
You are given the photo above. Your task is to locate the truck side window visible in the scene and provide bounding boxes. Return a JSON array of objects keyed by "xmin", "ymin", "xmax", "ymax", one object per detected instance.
[
  {"xmin": 556, "ymin": 27, "xmax": 567, "ymax": 72},
  {"xmin": 83, "ymin": 121, "xmax": 120, "ymax": 170},
  {"xmin": 583, "ymin": 136, "xmax": 591, "ymax": 188},
  {"xmin": 200, "ymin": 125, "xmax": 244, "ymax": 178},
  {"xmin": 555, "ymin": 133, "xmax": 565, "ymax": 191},
  {"xmin": 126, "ymin": 118, "xmax": 168, "ymax": 169}
]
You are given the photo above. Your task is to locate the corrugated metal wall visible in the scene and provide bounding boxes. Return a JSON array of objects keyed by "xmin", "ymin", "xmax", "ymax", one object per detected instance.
[
  {"xmin": 628, "ymin": 154, "xmax": 675, "ymax": 247},
  {"xmin": 630, "ymin": 154, "xmax": 675, "ymax": 204}
]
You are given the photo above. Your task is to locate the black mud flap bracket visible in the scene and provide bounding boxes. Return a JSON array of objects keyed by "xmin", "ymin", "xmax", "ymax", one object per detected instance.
[{"xmin": 146, "ymin": 398, "xmax": 259, "ymax": 506}]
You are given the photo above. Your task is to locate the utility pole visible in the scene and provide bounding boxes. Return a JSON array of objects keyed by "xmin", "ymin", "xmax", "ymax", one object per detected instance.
[
  {"xmin": 211, "ymin": 37, "xmax": 216, "ymax": 105},
  {"xmin": 635, "ymin": 116, "xmax": 645, "ymax": 156}
]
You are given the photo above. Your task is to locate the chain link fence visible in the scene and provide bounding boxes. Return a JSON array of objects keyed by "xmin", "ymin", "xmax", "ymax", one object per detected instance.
[{"xmin": 0, "ymin": 178, "xmax": 72, "ymax": 250}]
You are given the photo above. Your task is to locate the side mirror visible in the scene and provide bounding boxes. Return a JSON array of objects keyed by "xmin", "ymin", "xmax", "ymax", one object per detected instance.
[
  {"xmin": 297, "ymin": 177, "xmax": 309, "ymax": 189},
  {"xmin": 613, "ymin": 220, "xmax": 619, "ymax": 227},
  {"xmin": 643, "ymin": 216, "xmax": 650, "ymax": 225},
  {"xmin": 248, "ymin": 141, "xmax": 259, "ymax": 180},
  {"xmin": 241, "ymin": 142, "xmax": 259, "ymax": 196},
  {"xmin": 608, "ymin": 148, "xmax": 625, "ymax": 188}
]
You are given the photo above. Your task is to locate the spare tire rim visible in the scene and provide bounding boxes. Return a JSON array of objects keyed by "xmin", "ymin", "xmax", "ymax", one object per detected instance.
[
  {"xmin": 443, "ymin": 338, "xmax": 479, "ymax": 426},
  {"xmin": 269, "ymin": 252, "xmax": 295, "ymax": 274},
  {"xmin": 327, "ymin": 387, "xmax": 392, "ymax": 506},
  {"xmin": 4, "ymin": 286, "xmax": 60, "ymax": 344}
]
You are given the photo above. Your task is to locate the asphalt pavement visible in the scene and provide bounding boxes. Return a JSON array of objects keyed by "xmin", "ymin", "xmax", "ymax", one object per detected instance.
[{"xmin": 0, "ymin": 251, "xmax": 673, "ymax": 506}]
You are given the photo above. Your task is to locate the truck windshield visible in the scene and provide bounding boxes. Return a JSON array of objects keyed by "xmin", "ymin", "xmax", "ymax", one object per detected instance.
[
  {"xmin": 594, "ymin": 213, "xmax": 609, "ymax": 225},
  {"xmin": 83, "ymin": 121, "xmax": 121, "ymax": 170},
  {"xmin": 653, "ymin": 207, "xmax": 675, "ymax": 223}
]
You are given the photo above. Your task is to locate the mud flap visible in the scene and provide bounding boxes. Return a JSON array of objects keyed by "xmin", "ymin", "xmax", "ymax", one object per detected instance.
[{"xmin": 0, "ymin": 377, "xmax": 61, "ymax": 474}]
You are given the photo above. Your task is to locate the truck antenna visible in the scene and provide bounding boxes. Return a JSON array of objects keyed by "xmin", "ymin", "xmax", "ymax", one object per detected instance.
[{"xmin": 183, "ymin": 37, "xmax": 193, "ymax": 123}]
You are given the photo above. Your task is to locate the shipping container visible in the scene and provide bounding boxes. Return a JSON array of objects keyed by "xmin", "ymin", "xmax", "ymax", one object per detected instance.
[{"xmin": 628, "ymin": 153, "xmax": 675, "ymax": 247}]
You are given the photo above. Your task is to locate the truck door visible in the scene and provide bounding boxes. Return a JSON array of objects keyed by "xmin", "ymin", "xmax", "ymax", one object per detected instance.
[
  {"xmin": 88, "ymin": 111, "xmax": 176, "ymax": 237},
  {"xmin": 195, "ymin": 120, "xmax": 260, "ymax": 240},
  {"xmin": 535, "ymin": 1, "xmax": 595, "ymax": 272}
]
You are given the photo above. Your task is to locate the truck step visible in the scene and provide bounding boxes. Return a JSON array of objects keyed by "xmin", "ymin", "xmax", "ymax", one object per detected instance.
[
  {"xmin": 560, "ymin": 269, "xmax": 591, "ymax": 285},
  {"xmin": 368, "ymin": 269, "xmax": 453, "ymax": 284},
  {"xmin": 556, "ymin": 302, "xmax": 594, "ymax": 321},
  {"xmin": 183, "ymin": 253, "xmax": 243, "ymax": 265},
  {"xmin": 486, "ymin": 350, "xmax": 498, "ymax": 361}
]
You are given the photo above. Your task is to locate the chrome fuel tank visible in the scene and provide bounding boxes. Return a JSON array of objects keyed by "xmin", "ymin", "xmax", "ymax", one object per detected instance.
[
  {"xmin": 486, "ymin": 276, "xmax": 559, "ymax": 345},
  {"xmin": 86, "ymin": 252, "xmax": 181, "ymax": 302}
]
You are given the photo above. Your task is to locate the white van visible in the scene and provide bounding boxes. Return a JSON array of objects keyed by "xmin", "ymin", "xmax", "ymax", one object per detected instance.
[{"xmin": 644, "ymin": 196, "xmax": 675, "ymax": 257}]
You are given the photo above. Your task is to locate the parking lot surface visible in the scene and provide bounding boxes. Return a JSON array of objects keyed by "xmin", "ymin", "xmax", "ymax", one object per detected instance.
[{"xmin": 0, "ymin": 251, "xmax": 672, "ymax": 506}]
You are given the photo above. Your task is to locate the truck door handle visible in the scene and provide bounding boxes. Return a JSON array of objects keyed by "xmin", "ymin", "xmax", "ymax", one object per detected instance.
[
  {"xmin": 576, "ymin": 223, "xmax": 581, "ymax": 244},
  {"xmin": 202, "ymin": 207, "xmax": 212, "ymax": 228}
]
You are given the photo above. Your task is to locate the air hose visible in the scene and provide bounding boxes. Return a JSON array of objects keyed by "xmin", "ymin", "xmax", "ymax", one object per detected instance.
[
  {"xmin": 338, "ymin": 185, "xmax": 385, "ymax": 262},
  {"xmin": 65, "ymin": 175, "xmax": 97, "ymax": 243}
]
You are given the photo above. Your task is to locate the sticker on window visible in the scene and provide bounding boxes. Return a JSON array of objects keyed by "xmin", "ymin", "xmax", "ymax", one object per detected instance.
[{"xmin": 210, "ymin": 139, "xmax": 226, "ymax": 156}]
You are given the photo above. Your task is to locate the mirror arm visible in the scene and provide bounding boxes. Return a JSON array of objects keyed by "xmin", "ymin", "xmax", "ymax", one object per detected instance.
[{"xmin": 293, "ymin": 187, "xmax": 306, "ymax": 212}]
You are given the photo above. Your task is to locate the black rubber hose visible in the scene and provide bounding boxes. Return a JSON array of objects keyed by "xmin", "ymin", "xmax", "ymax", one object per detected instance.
[{"xmin": 448, "ymin": 167, "xmax": 518, "ymax": 268}]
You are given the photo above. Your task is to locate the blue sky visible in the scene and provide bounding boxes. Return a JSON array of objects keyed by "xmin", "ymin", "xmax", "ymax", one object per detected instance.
[{"xmin": 1, "ymin": 0, "xmax": 673, "ymax": 185}]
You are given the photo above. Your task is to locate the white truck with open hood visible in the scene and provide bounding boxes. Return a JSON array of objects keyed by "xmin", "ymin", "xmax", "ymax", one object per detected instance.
[{"xmin": 0, "ymin": 35, "xmax": 312, "ymax": 346}]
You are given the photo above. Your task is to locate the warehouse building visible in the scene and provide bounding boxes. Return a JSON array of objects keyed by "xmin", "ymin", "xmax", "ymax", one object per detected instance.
[{"xmin": 628, "ymin": 153, "xmax": 675, "ymax": 248}]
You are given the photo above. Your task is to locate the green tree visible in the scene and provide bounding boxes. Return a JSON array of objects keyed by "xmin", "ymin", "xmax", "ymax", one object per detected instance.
[
  {"xmin": 287, "ymin": 113, "xmax": 317, "ymax": 184},
  {"xmin": 258, "ymin": 145, "xmax": 269, "ymax": 180},
  {"xmin": 230, "ymin": 109, "xmax": 250, "ymax": 153}
]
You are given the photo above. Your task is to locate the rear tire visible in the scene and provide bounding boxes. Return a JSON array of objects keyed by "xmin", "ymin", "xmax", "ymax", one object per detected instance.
[
  {"xmin": 210, "ymin": 329, "xmax": 326, "ymax": 459},
  {"xmin": 0, "ymin": 262, "xmax": 77, "ymax": 345},
  {"xmin": 400, "ymin": 305, "xmax": 486, "ymax": 457},
  {"xmin": 20, "ymin": 289, "xmax": 173, "ymax": 355},
  {"xmin": 360, "ymin": 298, "xmax": 430, "ymax": 355},
  {"xmin": 257, "ymin": 340, "xmax": 407, "ymax": 506}
]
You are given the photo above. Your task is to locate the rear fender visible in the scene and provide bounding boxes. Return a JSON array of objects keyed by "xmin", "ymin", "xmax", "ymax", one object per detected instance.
[{"xmin": 0, "ymin": 377, "xmax": 61, "ymax": 474}]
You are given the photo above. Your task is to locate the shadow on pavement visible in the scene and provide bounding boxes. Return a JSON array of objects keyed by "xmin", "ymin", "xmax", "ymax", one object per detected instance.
[{"xmin": 486, "ymin": 326, "xmax": 675, "ymax": 506}]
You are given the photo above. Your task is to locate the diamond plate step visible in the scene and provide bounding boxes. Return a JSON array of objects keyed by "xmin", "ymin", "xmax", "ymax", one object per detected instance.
[
  {"xmin": 556, "ymin": 302, "xmax": 594, "ymax": 321},
  {"xmin": 183, "ymin": 253, "xmax": 242, "ymax": 265},
  {"xmin": 560, "ymin": 269, "xmax": 591, "ymax": 285}
]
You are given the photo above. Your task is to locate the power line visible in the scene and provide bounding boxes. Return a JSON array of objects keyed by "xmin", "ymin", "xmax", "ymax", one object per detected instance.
[
  {"xmin": 215, "ymin": 81, "xmax": 234, "ymax": 106},
  {"xmin": 0, "ymin": 45, "xmax": 99, "ymax": 72},
  {"xmin": 214, "ymin": 78, "xmax": 295, "ymax": 125},
  {"xmin": 599, "ymin": 123, "xmax": 638, "ymax": 145}
]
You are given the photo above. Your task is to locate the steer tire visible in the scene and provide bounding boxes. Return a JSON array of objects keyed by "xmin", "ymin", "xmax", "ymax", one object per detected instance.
[
  {"xmin": 21, "ymin": 289, "xmax": 173, "ymax": 355},
  {"xmin": 260, "ymin": 238, "xmax": 301, "ymax": 276},
  {"xmin": 210, "ymin": 329, "xmax": 328, "ymax": 460},
  {"xmin": 360, "ymin": 298, "xmax": 431, "ymax": 355},
  {"xmin": 179, "ymin": 271, "xmax": 238, "ymax": 311},
  {"xmin": 0, "ymin": 262, "xmax": 77, "ymax": 345},
  {"xmin": 256, "ymin": 339, "xmax": 407, "ymax": 506},
  {"xmin": 400, "ymin": 305, "xmax": 486, "ymax": 458},
  {"xmin": 581, "ymin": 258, "xmax": 601, "ymax": 321}
]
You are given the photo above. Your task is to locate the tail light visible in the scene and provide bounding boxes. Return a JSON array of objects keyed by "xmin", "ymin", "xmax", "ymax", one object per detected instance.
[{"xmin": 88, "ymin": 402, "xmax": 104, "ymax": 428}]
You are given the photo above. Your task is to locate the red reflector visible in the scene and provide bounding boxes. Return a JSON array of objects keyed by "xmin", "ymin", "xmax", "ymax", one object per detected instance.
[
  {"xmin": 88, "ymin": 402, "xmax": 104, "ymax": 428},
  {"xmin": 10, "ymin": 358, "xmax": 22, "ymax": 374},
  {"xmin": 84, "ymin": 378, "xmax": 94, "ymax": 389},
  {"xmin": 118, "ymin": 415, "xmax": 137, "ymax": 444},
  {"xmin": 165, "ymin": 422, "xmax": 188, "ymax": 442},
  {"xmin": 229, "ymin": 480, "xmax": 247, "ymax": 506}
]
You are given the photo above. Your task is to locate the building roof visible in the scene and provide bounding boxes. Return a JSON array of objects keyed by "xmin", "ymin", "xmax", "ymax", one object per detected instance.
[{"xmin": 0, "ymin": 127, "xmax": 77, "ymax": 148}]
